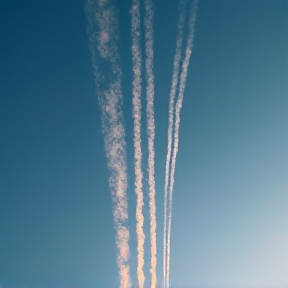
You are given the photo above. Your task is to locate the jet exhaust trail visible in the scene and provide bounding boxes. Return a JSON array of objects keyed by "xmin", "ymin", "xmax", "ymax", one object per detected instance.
[
  {"xmin": 85, "ymin": 0, "xmax": 197, "ymax": 286},
  {"xmin": 162, "ymin": 1, "xmax": 188, "ymax": 287},
  {"xmin": 143, "ymin": 0, "xmax": 157, "ymax": 287},
  {"xmin": 85, "ymin": 0, "xmax": 130, "ymax": 287},
  {"xmin": 130, "ymin": 0, "xmax": 146, "ymax": 287},
  {"xmin": 165, "ymin": 1, "xmax": 198, "ymax": 288}
]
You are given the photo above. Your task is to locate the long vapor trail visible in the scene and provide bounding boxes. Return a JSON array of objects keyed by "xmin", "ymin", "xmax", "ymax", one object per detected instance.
[
  {"xmin": 162, "ymin": 1, "xmax": 188, "ymax": 287},
  {"xmin": 166, "ymin": 1, "xmax": 198, "ymax": 288},
  {"xmin": 143, "ymin": 0, "xmax": 157, "ymax": 287},
  {"xmin": 130, "ymin": 0, "xmax": 145, "ymax": 287},
  {"xmin": 86, "ymin": 0, "xmax": 130, "ymax": 287}
]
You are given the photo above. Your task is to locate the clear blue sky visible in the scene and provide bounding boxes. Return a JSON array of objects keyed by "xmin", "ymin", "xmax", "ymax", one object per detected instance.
[{"xmin": 0, "ymin": 1, "xmax": 288, "ymax": 288}]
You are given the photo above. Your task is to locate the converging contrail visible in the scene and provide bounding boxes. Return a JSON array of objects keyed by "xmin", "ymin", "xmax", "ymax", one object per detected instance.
[
  {"xmin": 131, "ymin": 0, "xmax": 146, "ymax": 287},
  {"xmin": 162, "ymin": 1, "xmax": 188, "ymax": 287},
  {"xmin": 165, "ymin": 1, "xmax": 199, "ymax": 288},
  {"xmin": 86, "ymin": 0, "xmax": 130, "ymax": 287},
  {"xmin": 86, "ymin": 0, "xmax": 197, "ymax": 286},
  {"xmin": 144, "ymin": 0, "xmax": 157, "ymax": 287}
]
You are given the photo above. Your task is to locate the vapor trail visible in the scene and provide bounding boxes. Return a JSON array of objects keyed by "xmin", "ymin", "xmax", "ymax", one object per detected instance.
[
  {"xmin": 86, "ymin": 0, "xmax": 130, "ymax": 287},
  {"xmin": 162, "ymin": 1, "xmax": 188, "ymax": 287},
  {"xmin": 143, "ymin": 0, "xmax": 157, "ymax": 287},
  {"xmin": 131, "ymin": 0, "xmax": 145, "ymax": 287},
  {"xmin": 166, "ymin": 1, "xmax": 198, "ymax": 287}
]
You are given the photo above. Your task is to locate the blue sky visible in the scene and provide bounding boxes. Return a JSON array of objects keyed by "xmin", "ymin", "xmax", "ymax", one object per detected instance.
[{"xmin": 0, "ymin": 1, "xmax": 288, "ymax": 288}]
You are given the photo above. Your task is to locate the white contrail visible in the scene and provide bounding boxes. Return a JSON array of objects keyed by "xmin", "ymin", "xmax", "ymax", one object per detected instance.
[
  {"xmin": 166, "ymin": 1, "xmax": 198, "ymax": 288},
  {"xmin": 143, "ymin": 0, "xmax": 157, "ymax": 287},
  {"xmin": 131, "ymin": 0, "xmax": 145, "ymax": 287},
  {"xmin": 162, "ymin": 1, "xmax": 188, "ymax": 287},
  {"xmin": 86, "ymin": 0, "xmax": 130, "ymax": 287}
]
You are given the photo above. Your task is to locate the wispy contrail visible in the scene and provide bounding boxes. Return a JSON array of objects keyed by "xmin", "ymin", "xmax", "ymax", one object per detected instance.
[
  {"xmin": 131, "ymin": 0, "xmax": 145, "ymax": 287},
  {"xmin": 166, "ymin": 1, "xmax": 198, "ymax": 288},
  {"xmin": 162, "ymin": 1, "xmax": 188, "ymax": 287},
  {"xmin": 143, "ymin": 0, "xmax": 157, "ymax": 287},
  {"xmin": 86, "ymin": 0, "xmax": 130, "ymax": 287}
]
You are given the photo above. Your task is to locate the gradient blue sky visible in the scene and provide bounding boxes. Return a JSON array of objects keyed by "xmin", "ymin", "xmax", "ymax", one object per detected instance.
[{"xmin": 0, "ymin": 1, "xmax": 288, "ymax": 288}]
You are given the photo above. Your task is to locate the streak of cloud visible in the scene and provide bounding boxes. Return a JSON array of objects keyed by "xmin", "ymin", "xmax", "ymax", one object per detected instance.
[
  {"xmin": 143, "ymin": 0, "xmax": 157, "ymax": 287},
  {"xmin": 166, "ymin": 1, "xmax": 198, "ymax": 287},
  {"xmin": 86, "ymin": 0, "xmax": 130, "ymax": 287},
  {"xmin": 131, "ymin": 0, "xmax": 146, "ymax": 287},
  {"xmin": 162, "ymin": 1, "xmax": 188, "ymax": 287}
]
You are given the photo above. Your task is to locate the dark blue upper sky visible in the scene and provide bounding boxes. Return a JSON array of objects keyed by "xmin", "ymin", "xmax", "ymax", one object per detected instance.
[{"xmin": 0, "ymin": 1, "xmax": 288, "ymax": 288}]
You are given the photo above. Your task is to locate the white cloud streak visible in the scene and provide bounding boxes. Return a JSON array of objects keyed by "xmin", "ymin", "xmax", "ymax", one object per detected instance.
[
  {"xmin": 130, "ymin": 0, "xmax": 146, "ymax": 287},
  {"xmin": 86, "ymin": 0, "xmax": 130, "ymax": 287},
  {"xmin": 162, "ymin": 1, "xmax": 188, "ymax": 287},
  {"xmin": 143, "ymin": 0, "xmax": 157, "ymax": 287},
  {"xmin": 165, "ymin": 1, "xmax": 198, "ymax": 288}
]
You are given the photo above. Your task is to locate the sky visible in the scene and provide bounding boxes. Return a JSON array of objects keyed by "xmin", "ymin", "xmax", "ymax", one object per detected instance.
[{"xmin": 0, "ymin": 1, "xmax": 288, "ymax": 288}]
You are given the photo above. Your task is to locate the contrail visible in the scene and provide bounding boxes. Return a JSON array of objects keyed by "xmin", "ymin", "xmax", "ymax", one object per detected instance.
[
  {"xmin": 130, "ymin": 0, "xmax": 145, "ymax": 287},
  {"xmin": 85, "ymin": 0, "xmax": 130, "ymax": 287},
  {"xmin": 144, "ymin": 0, "xmax": 157, "ymax": 287},
  {"xmin": 166, "ymin": 1, "xmax": 198, "ymax": 288},
  {"xmin": 162, "ymin": 1, "xmax": 188, "ymax": 287}
]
